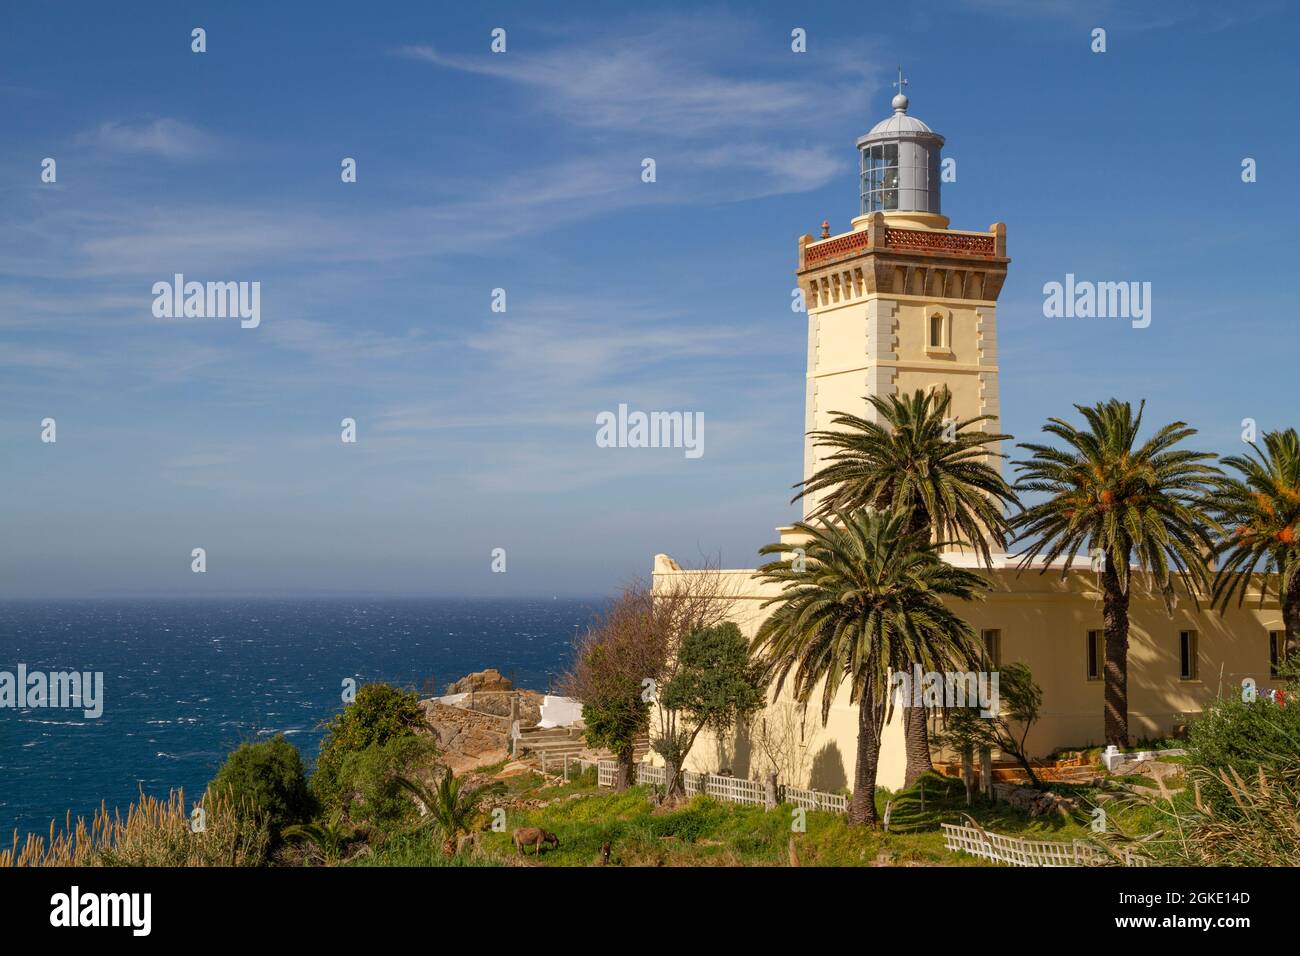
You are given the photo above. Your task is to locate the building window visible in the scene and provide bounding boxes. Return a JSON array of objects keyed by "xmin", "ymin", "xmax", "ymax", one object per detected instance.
[
  {"xmin": 981, "ymin": 629, "xmax": 1001, "ymax": 668},
  {"xmin": 1086, "ymin": 630, "xmax": 1103, "ymax": 681},
  {"xmin": 1270, "ymin": 630, "xmax": 1287, "ymax": 678},
  {"xmin": 929, "ymin": 312, "xmax": 944, "ymax": 348},
  {"xmin": 1179, "ymin": 631, "xmax": 1199, "ymax": 681}
]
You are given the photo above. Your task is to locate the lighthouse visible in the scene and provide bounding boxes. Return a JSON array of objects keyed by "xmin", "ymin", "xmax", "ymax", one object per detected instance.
[{"xmin": 795, "ymin": 75, "xmax": 1011, "ymax": 520}]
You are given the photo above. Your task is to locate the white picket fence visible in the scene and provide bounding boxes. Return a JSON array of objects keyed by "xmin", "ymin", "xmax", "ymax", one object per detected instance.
[
  {"xmin": 941, "ymin": 823, "xmax": 1151, "ymax": 867},
  {"xmin": 597, "ymin": 760, "xmax": 621, "ymax": 788},
  {"xmin": 782, "ymin": 785, "xmax": 849, "ymax": 814},
  {"xmin": 596, "ymin": 760, "xmax": 848, "ymax": 814}
]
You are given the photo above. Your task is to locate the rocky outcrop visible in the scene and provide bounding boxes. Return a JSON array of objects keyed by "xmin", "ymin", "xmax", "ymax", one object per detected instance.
[
  {"xmin": 422, "ymin": 701, "xmax": 506, "ymax": 749},
  {"xmin": 992, "ymin": 783, "xmax": 1079, "ymax": 817},
  {"xmin": 419, "ymin": 670, "xmax": 555, "ymax": 772},
  {"xmin": 419, "ymin": 700, "xmax": 509, "ymax": 772},
  {"xmin": 447, "ymin": 668, "xmax": 514, "ymax": 694},
  {"xmin": 460, "ymin": 690, "xmax": 542, "ymax": 724},
  {"xmin": 1111, "ymin": 757, "xmax": 1183, "ymax": 782}
]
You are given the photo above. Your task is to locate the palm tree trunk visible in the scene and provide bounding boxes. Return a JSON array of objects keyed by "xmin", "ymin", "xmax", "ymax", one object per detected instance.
[
  {"xmin": 902, "ymin": 698, "xmax": 933, "ymax": 788},
  {"xmin": 1284, "ymin": 571, "xmax": 1300, "ymax": 662},
  {"xmin": 902, "ymin": 512, "xmax": 937, "ymax": 788},
  {"xmin": 1102, "ymin": 562, "xmax": 1131, "ymax": 747},
  {"xmin": 848, "ymin": 686, "xmax": 881, "ymax": 827},
  {"xmin": 960, "ymin": 746, "xmax": 973, "ymax": 806}
]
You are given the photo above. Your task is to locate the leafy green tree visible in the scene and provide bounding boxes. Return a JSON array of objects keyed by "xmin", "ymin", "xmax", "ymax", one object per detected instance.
[
  {"xmin": 796, "ymin": 387, "xmax": 1017, "ymax": 786},
  {"xmin": 1206, "ymin": 428, "xmax": 1300, "ymax": 659},
  {"xmin": 653, "ymin": 622, "xmax": 766, "ymax": 799},
  {"xmin": 936, "ymin": 661, "xmax": 1044, "ymax": 788},
  {"xmin": 581, "ymin": 667, "xmax": 651, "ymax": 790},
  {"xmin": 394, "ymin": 767, "xmax": 505, "ymax": 857},
  {"xmin": 753, "ymin": 508, "xmax": 988, "ymax": 826},
  {"xmin": 312, "ymin": 683, "xmax": 424, "ymax": 812},
  {"xmin": 208, "ymin": 735, "xmax": 315, "ymax": 846},
  {"xmin": 562, "ymin": 573, "xmax": 737, "ymax": 789},
  {"xmin": 561, "ymin": 585, "xmax": 662, "ymax": 790},
  {"xmin": 334, "ymin": 734, "xmax": 438, "ymax": 838},
  {"xmin": 1011, "ymin": 399, "xmax": 1218, "ymax": 746}
]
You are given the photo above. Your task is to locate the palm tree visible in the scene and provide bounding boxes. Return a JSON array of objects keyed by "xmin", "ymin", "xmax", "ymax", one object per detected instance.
[
  {"xmin": 753, "ymin": 508, "xmax": 989, "ymax": 826},
  {"xmin": 1206, "ymin": 428, "xmax": 1300, "ymax": 659},
  {"xmin": 1010, "ymin": 399, "xmax": 1219, "ymax": 746},
  {"xmin": 281, "ymin": 815, "xmax": 356, "ymax": 865},
  {"xmin": 795, "ymin": 387, "xmax": 1018, "ymax": 786},
  {"xmin": 395, "ymin": 767, "xmax": 505, "ymax": 857}
]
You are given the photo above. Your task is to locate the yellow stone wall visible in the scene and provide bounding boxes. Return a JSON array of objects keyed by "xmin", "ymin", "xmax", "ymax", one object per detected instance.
[{"xmin": 651, "ymin": 563, "xmax": 1283, "ymax": 793}]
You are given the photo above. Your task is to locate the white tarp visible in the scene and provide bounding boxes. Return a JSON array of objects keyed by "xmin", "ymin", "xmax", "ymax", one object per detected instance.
[{"xmin": 537, "ymin": 695, "xmax": 584, "ymax": 728}]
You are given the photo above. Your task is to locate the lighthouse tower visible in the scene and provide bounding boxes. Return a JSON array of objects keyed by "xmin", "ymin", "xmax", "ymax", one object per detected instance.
[{"xmin": 795, "ymin": 76, "xmax": 1010, "ymax": 520}]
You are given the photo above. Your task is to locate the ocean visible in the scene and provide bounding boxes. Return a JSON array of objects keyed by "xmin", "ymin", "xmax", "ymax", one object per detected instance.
[{"xmin": 0, "ymin": 598, "xmax": 603, "ymax": 842}]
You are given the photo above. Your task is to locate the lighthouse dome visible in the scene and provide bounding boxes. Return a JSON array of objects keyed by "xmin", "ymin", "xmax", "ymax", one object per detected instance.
[
  {"xmin": 855, "ymin": 82, "xmax": 945, "ymax": 217},
  {"xmin": 864, "ymin": 107, "xmax": 937, "ymax": 139}
]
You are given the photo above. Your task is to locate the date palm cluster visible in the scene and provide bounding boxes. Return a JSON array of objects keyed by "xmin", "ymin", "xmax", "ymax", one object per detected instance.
[{"xmin": 751, "ymin": 388, "xmax": 1298, "ymax": 826}]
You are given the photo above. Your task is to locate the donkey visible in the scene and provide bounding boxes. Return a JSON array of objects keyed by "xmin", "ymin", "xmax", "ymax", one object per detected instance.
[{"xmin": 512, "ymin": 827, "xmax": 559, "ymax": 856}]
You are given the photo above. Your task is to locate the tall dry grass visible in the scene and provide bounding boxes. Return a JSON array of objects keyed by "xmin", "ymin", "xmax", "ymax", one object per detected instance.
[
  {"xmin": 1106, "ymin": 765, "xmax": 1300, "ymax": 867},
  {"xmin": 1, "ymin": 788, "xmax": 268, "ymax": 867}
]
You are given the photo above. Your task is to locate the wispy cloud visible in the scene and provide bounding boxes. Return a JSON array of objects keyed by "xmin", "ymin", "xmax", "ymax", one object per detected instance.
[
  {"xmin": 0, "ymin": 342, "xmax": 87, "ymax": 370},
  {"xmin": 398, "ymin": 17, "xmax": 876, "ymax": 197},
  {"xmin": 958, "ymin": 0, "xmax": 1274, "ymax": 30},
  {"xmin": 77, "ymin": 118, "xmax": 214, "ymax": 160},
  {"xmin": 397, "ymin": 41, "xmax": 839, "ymax": 137},
  {"xmin": 264, "ymin": 318, "xmax": 440, "ymax": 365}
]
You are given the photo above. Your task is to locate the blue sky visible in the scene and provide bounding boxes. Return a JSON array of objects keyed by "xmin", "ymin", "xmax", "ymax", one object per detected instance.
[{"xmin": 1, "ymin": 0, "xmax": 1297, "ymax": 597}]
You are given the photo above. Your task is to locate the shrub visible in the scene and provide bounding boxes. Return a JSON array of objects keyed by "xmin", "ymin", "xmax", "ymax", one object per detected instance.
[
  {"xmin": 209, "ymin": 735, "xmax": 315, "ymax": 844},
  {"xmin": 335, "ymin": 735, "xmax": 438, "ymax": 839},
  {"xmin": 312, "ymin": 683, "xmax": 424, "ymax": 811},
  {"xmin": 1185, "ymin": 690, "xmax": 1300, "ymax": 807}
]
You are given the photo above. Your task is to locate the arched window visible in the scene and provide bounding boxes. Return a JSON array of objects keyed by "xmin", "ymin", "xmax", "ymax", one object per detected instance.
[{"xmin": 929, "ymin": 312, "xmax": 944, "ymax": 348}]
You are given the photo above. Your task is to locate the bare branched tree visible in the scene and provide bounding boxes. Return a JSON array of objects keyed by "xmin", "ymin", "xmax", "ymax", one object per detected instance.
[
  {"xmin": 559, "ymin": 562, "xmax": 738, "ymax": 791},
  {"xmin": 753, "ymin": 700, "xmax": 816, "ymax": 787}
]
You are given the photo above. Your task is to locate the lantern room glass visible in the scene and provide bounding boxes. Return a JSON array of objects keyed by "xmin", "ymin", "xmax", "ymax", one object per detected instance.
[
  {"xmin": 859, "ymin": 143, "xmax": 899, "ymax": 212},
  {"xmin": 859, "ymin": 139, "xmax": 941, "ymax": 215}
]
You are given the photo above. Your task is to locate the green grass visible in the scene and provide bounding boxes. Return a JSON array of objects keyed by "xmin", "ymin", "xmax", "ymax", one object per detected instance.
[
  {"xmin": 353, "ymin": 770, "xmax": 1167, "ymax": 867},
  {"xmin": 349, "ymin": 830, "xmax": 501, "ymax": 867},
  {"xmin": 479, "ymin": 788, "xmax": 951, "ymax": 867}
]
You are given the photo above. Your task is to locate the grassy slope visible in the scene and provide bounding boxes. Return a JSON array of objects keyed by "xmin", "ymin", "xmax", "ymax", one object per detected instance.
[{"xmin": 355, "ymin": 771, "xmax": 1162, "ymax": 867}]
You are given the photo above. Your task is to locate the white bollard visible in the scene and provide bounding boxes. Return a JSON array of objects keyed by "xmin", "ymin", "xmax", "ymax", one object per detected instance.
[{"xmin": 1102, "ymin": 744, "xmax": 1121, "ymax": 771}]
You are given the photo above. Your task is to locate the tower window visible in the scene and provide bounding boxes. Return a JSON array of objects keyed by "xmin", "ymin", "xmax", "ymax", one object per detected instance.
[
  {"xmin": 981, "ymin": 629, "xmax": 1001, "ymax": 668},
  {"xmin": 1086, "ymin": 630, "xmax": 1103, "ymax": 681},
  {"xmin": 1179, "ymin": 631, "xmax": 1199, "ymax": 681},
  {"xmin": 1270, "ymin": 630, "xmax": 1287, "ymax": 678},
  {"xmin": 929, "ymin": 312, "xmax": 944, "ymax": 348}
]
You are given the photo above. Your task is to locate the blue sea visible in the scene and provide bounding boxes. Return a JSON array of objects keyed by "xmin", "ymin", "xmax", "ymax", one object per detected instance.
[{"xmin": 0, "ymin": 598, "xmax": 603, "ymax": 842}]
